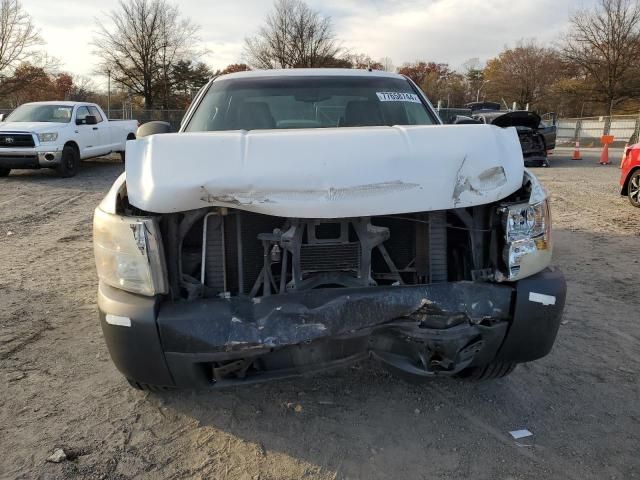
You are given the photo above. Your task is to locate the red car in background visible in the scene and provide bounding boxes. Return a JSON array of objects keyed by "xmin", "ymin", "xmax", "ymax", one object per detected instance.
[{"xmin": 621, "ymin": 145, "xmax": 640, "ymax": 207}]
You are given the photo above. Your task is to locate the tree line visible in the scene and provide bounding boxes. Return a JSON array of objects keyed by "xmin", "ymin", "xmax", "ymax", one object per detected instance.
[
  {"xmin": 401, "ymin": 0, "xmax": 640, "ymax": 117},
  {"xmin": 1, "ymin": 0, "xmax": 639, "ymax": 117}
]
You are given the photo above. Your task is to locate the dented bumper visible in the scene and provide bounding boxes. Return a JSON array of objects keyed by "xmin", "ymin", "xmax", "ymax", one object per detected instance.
[{"xmin": 98, "ymin": 268, "xmax": 566, "ymax": 388}]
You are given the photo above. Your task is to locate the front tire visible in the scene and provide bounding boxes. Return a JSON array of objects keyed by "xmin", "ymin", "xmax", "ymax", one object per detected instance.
[
  {"xmin": 0, "ymin": 167, "xmax": 10, "ymax": 177},
  {"xmin": 56, "ymin": 145, "xmax": 79, "ymax": 178},
  {"xmin": 456, "ymin": 362, "xmax": 516, "ymax": 381},
  {"xmin": 628, "ymin": 171, "xmax": 640, "ymax": 207},
  {"xmin": 126, "ymin": 378, "xmax": 175, "ymax": 392}
]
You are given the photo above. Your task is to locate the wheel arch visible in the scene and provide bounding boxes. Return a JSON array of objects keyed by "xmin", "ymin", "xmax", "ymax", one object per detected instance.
[
  {"xmin": 621, "ymin": 166, "xmax": 640, "ymax": 196},
  {"xmin": 63, "ymin": 140, "xmax": 80, "ymax": 155}
]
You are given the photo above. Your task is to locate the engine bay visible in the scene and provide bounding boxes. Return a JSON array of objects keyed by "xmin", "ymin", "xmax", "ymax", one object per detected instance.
[{"xmin": 161, "ymin": 206, "xmax": 506, "ymax": 301}]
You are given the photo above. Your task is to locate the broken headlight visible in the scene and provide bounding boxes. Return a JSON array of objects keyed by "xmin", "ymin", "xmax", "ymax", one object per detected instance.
[
  {"xmin": 505, "ymin": 201, "xmax": 548, "ymax": 242},
  {"xmin": 93, "ymin": 207, "xmax": 168, "ymax": 296},
  {"xmin": 501, "ymin": 193, "xmax": 552, "ymax": 281}
]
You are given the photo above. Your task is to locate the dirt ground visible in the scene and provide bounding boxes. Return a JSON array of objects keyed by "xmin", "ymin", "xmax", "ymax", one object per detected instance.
[{"xmin": 1, "ymin": 149, "xmax": 639, "ymax": 480}]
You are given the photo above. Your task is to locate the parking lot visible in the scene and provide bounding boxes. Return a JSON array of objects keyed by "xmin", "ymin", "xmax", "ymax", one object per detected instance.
[{"xmin": 0, "ymin": 149, "xmax": 639, "ymax": 480}]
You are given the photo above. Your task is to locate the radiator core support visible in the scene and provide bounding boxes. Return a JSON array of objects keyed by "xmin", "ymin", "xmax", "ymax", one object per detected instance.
[{"xmin": 200, "ymin": 211, "xmax": 449, "ymax": 298}]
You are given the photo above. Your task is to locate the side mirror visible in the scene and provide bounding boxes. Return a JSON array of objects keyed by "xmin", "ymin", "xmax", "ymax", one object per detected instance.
[
  {"xmin": 0, "ymin": 114, "xmax": 5, "ymax": 122},
  {"xmin": 85, "ymin": 115, "xmax": 98, "ymax": 125},
  {"xmin": 453, "ymin": 116, "xmax": 482, "ymax": 125},
  {"xmin": 137, "ymin": 121, "xmax": 171, "ymax": 138}
]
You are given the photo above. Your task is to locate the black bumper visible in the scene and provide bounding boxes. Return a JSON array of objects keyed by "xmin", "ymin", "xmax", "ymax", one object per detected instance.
[
  {"xmin": 0, "ymin": 154, "xmax": 39, "ymax": 169},
  {"xmin": 98, "ymin": 268, "xmax": 566, "ymax": 388}
]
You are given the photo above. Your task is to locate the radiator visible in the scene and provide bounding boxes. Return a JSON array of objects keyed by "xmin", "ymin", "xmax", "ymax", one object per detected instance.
[{"xmin": 203, "ymin": 210, "xmax": 448, "ymax": 296}]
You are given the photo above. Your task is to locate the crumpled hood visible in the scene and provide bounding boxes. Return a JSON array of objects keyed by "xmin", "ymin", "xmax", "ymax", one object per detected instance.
[
  {"xmin": 490, "ymin": 111, "xmax": 541, "ymax": 130},
  {"xmin": 0, "ymin": 121, "xmax": 67, "ymax": 133},
  {"xmin": 125, "ymin": 124, "xmax": 525, "ymax": 218}
]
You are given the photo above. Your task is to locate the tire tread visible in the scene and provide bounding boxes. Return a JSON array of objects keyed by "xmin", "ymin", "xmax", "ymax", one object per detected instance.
[
  {"xmin": 126, "ymin": 378, "xmax": 175, "ymax": 392},
  {"xmin": 457, "ymin": 362, "xmax": 517, "ymax": 381}
]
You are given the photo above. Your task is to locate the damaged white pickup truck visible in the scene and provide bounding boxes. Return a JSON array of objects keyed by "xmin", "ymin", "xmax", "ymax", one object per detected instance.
[{"xmin": 94, "ymin": 69, "xmax": 566, "ymax": 390}]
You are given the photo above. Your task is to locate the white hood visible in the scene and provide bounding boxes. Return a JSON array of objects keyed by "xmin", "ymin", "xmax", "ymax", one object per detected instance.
[
  {"xmin": 125, "ymin": 124, "xmax": 525, "ymax": 218},
  {"xmin": 0, "ymin": 121, "xmax": 67, "ymax": 133}
]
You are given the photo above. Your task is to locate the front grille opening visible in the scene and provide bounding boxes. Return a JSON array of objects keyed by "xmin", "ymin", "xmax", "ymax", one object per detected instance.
[
  {"xmin": 0, "ymin": 134, "xmax": 35, "ymax": 148},
  {"xmin": 315, "ymin": 222, "xmax": 342, "ymax": 240},
  {"xmin": 168, "ymin": 205, "xmax": 498, "ymax": 301},
  {"xmin": 300, "ymin": 242, "xmax": 360, "ymax": 272}
]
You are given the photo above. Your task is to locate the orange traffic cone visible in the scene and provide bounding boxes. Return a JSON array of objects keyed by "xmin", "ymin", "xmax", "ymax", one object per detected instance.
[
  {"xmin": 572, "ymin": 141, "xmax": 582, "ymax": 160},
  {"xmin": 600, "ymin": 143, "xmax": 611, "ymax": 165}
]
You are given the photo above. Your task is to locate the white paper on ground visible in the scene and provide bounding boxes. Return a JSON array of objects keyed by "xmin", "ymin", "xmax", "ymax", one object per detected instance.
[{"xmin": 509, "ymin": 429, "xmax": 533, "ymax": 439}]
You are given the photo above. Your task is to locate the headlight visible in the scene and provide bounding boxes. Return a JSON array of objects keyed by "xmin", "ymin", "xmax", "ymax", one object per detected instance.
[
  {"xmin": 37, "ymin": 132, "xmax": 58, "ymax": 142},
  {"xmin": 502, "ymin": 198, "xmax": 552, "ymax": 281},
  {"xmin": 93, "ymin": 208, "xmax": 168, "ymax": 296},
  {"xmin": 504, "ymin": 201, "xmax": 547, "ymax": 242}
]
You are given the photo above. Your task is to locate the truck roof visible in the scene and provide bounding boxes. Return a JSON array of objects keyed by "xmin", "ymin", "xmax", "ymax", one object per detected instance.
[
  {"xmin": 215, "ymin": 68, "xmax": 405, "ymax": 82},
  {"xmin": 20, "ymin": 101, "xmax": 96, "ymax": 107}
]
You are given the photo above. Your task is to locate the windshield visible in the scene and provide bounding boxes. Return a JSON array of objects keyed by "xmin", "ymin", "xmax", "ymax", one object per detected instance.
[
  {"xmin": 6, "ymin": 104, "xmax": 73, "ymax": 123},
  {"xmin": 185, "ymin": 75, "xmax": 437, "ymax": 132}
]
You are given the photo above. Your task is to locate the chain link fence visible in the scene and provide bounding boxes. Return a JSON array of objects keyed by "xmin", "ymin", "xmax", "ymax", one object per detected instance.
[
  {"xmin": 107, "ymin": 108, "xmax": 186, "ymax": 131},
  {"xmin": 557, "ymin": 115, "xmax": 640, "ymax": 147}
]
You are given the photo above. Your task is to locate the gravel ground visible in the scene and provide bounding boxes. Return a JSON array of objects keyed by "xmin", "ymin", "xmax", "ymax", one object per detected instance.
[{"xmin": 0, "ymin": 150, "xmax": 639, "ymax": 480}]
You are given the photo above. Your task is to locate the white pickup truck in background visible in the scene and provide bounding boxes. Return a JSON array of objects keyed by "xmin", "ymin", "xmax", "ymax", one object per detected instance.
[{"xmin": 0, "ymin": 101, "xmax": 138, "ymax": 177}]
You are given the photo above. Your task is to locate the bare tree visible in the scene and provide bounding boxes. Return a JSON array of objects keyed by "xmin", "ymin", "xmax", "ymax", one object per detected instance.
[
  {"xmin": 69, "ymin": 75, "xmax": 97, "ymax": 102},
  {"xmin": 484, "ymin": 40, "xmax": 565, "ymax": 111},
  {"xmin": 244, "ymin": 0, "xmax": 341, "ymax": 69},
  {"xmin": 561, "ymin": 0, "xmax": 640, "ymax": 112},
  {"xmin": 0, "ymin": 0, "xmax": 42, "ymax": 75},
  {"xmin": 93, "ymin": 0, "xmax": 201, "ymax": 108},
  {"xmin": 379, "ymin": 57, "xmax": 394, "ymax": 72}
]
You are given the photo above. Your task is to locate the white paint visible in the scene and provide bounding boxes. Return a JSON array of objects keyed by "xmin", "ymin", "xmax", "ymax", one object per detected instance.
[
  {"xmin": 98, "ymin": 173, "xmax": 126, "ymax": 214},
  {"xmin": 125, "ymin": 124, "xmax": 525, "ymax": 218},
  {"xmin": 529, "ymin": 292, "xmax": 556, "ymax": 306},
  {"xmin": 105, "ymin": 314, "xmax": 131, "ymax": 327},
  {"xmin": 216, "ymin": 68, "xmax": 406, "ymax": 81}
]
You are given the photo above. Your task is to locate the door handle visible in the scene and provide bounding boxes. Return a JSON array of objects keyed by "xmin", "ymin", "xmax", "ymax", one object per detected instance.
[{"xmin": 93, "ymin": 127, "xmax": 98, "ymax": 130}]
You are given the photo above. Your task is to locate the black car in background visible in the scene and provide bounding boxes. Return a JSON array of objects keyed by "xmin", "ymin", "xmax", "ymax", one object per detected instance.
[
  {"xmin": 472, "ymin": 110, "xmax": 556, "ymax": 167},
  {"xmin": 439, "ymin": 103, "xmax": 557, "ymax": 168}
]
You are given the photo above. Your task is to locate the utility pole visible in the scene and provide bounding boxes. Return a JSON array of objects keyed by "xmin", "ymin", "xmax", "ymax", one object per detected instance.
[
  {"xmin": 107, "ymin": 69, "xmax": 111, "ymax": 119},
  {"xmin": 476, "ymin": 80, "xmax": 490, "ymax": 102}
]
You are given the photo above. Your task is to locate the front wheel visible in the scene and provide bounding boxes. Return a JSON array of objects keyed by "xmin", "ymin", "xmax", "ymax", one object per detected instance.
[
  {"xmin": 126, "ymin": 378, "xmax": 175, "ymax": 392},
  {"xmin": 56, "ymin": 145, "xmax": 79, "ymax": 178},
  {"xmin": 0, "ymin": 167, "xmax": 10, "ymax": 177},
  {"xmin": 628, "ymin": 171, "xmax": 640, "ymax": 207},
  {"xmin": 455, "ymin": 362, "xmax": 516, "ymax": 381}
]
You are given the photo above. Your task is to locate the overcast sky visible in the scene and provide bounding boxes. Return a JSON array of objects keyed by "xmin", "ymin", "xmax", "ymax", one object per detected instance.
[{"xmin": 24, "ymin": 0, "xmax": 595, "ymax": 88}]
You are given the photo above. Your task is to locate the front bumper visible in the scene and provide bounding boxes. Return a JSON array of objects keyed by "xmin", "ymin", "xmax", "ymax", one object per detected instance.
[
  {"xmin": 0, "ymin": 147, "xmax": 62, "ymax": 169},
  {"xmin": 98, "ymin": 268, "xmax": 566, "ymax": 388}
]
